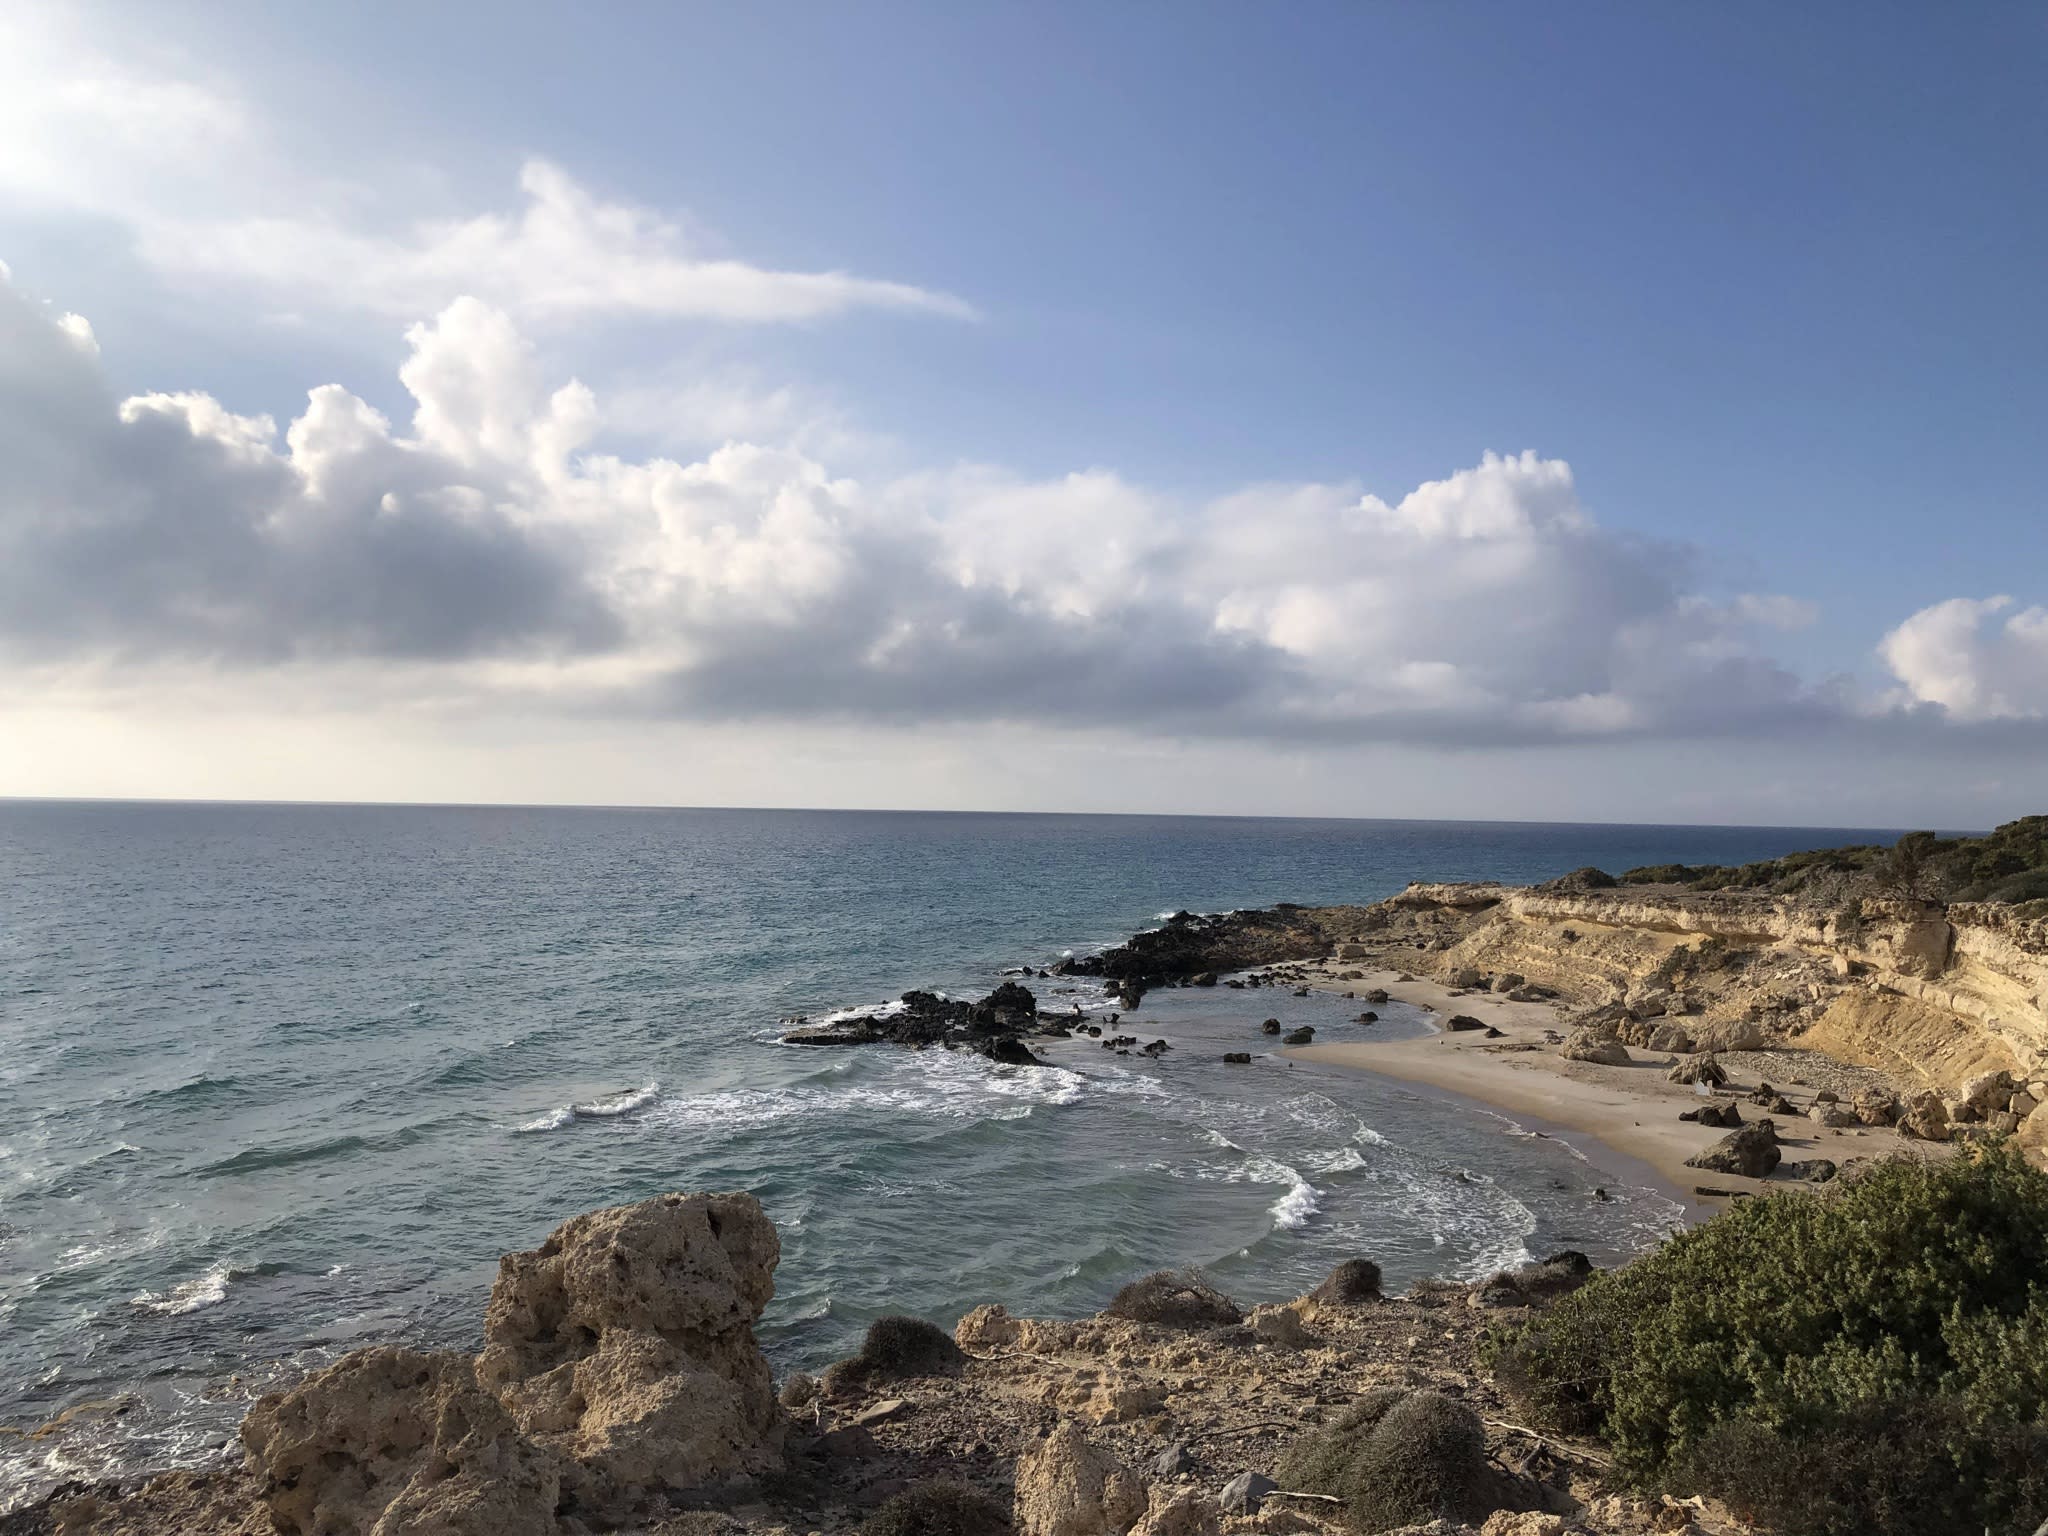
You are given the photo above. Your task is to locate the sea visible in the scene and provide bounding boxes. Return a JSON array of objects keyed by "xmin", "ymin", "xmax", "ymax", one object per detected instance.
[{"xmin": 0, "ymin": 801, "xmax": 1909, "ymax": 1508}]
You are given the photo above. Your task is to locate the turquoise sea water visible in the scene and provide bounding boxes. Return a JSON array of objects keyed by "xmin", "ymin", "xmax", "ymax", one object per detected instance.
[{"xmin": 0, "ymin": 802, "xmax": 1904, "ymax": 1506}]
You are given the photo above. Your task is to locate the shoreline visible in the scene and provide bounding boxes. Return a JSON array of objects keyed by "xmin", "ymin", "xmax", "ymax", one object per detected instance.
[{"xmin": 1280, "ymin": 962, "xmax": 1926, "ymax": 1208}]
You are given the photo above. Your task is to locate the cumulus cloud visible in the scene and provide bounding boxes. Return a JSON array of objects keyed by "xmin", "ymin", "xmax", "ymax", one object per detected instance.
[
  {"xmin": 1882, "ymin": 597, "xmax": 2048, "ymax": 720},
  {"xmin": 0, "ymin": 271, "xmax": 1997, "ymax": 747}
]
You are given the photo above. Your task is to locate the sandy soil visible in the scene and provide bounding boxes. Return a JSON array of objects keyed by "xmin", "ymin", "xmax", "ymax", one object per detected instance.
[{"xmin": 1281, "ymin": 962, "xmax": 1930, "ymax": 1213}]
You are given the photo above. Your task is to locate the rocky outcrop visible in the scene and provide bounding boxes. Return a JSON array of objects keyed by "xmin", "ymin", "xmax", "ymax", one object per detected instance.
[
  {"xmin": 241, "ymin": 1347, "xmax": 556, "ymax": 1536},
  {"xmin": 476, "ymin": 1192, "xmax": 784, "ymax": 1521},
  {"xmin": 783, "ymin": 984, "xmax": 1048, "ymax": 1061},
  {"xmin": 1014, "ymin": 1423, "xmax": 1147, "ymax": 1536},
  {"xmin": 1684, "ymin": 1122, "xmax": 1781, "ymax": 1179},
  {"xmin": 1560, "ymin": 1029, "xmax": 1630, "ymax": 1066},
  {"xmin": 241, "ymin": 1192, "xmax": 784, "ymax": 1534}
]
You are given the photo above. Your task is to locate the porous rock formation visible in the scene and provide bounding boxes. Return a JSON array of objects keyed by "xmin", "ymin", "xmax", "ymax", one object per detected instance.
[{"xmin": 243, "ymin": 1192, "xmax": 783, "ymax": 1534}]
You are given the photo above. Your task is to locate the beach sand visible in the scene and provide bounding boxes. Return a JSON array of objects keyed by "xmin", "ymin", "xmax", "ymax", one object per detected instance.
[{"xmin": 1283, "ymin": 962, "xmax": 1927, "ymax": 1216}]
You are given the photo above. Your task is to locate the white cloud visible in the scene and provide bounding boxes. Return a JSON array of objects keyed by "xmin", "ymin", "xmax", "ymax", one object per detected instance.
[
  {"xmin": 135, "ymin": 160, "xmax": 975, "ymax": 326},
  {"xmin": 1881, "ymin": 596, "xmax": 2048, "ymax": 720},
  {"xmin": 0, "ymin": 16, "xmax": 969, "ymax": 329},
  {"xmin": 0, "ymin": 271, "xmax": 1880, "ymax": 747}
]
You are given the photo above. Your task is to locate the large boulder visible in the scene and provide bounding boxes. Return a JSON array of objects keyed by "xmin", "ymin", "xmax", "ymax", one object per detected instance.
[
  {"xmin": 1015, "ymin": 1423, "xmax": 1148, "ymax": 1536},
  {"xmin": 1668, "ymin": 1053, "xmax": 1726, "ymax": 1087},
  {"xmin": 1958, "ymin": 1070, "xmax": 2017, "ymax": 1118},
  {"xmin": 1699, "ymin": 1019, "xmax": 1768, "ymax": 1052},
  {"xmin": 2020, "ymin": 1104, "xmax": 2048, "ymax": 1170},
  {"xmin": 474, "ymin": 1192, "xmax": 784, "ymax": 1522},
  {"xmin": 1560, "ymin": 1029, "xmax": 1631, "ymax": 1066},
  {"xmin": 242, "ymin": 1347, "xmax": 559, "ymax": 1536},
  {"xmin": 1646, "ymin": 1022, "xmax": 1696, "ymax": 1054},
  {"xmin": 1684, "ymin": 1121, "xmax": 1782, "ymax": 1179},
  {"xmin": 1897, "ymin": 1090, "xmax": 1952, "ymax": 1143}
]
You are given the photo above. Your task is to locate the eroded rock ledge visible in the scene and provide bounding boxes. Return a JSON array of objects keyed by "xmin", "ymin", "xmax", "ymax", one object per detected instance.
[
  {"xmin": 234, "ymin": 1192, "xmax": 781, "ymax": 1535},
  {"xmin": 17, "ymin": 1196, "xmax": 1737, "ymax": 1536}
]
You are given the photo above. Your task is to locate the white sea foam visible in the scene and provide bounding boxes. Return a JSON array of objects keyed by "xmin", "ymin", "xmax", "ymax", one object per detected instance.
[
  {"xmin": 513, "ymin": 1105, "xmax": 574, "ymax": 1134},
  {"xmin": 802, "ymin": 998, "xmax": 909, "ymax": 1029},
  {"xmin": 1306, "ymin": 1145, "xmax": 1370, "ymax": 1173},
  {"xmin": 513, "ymin": 1081, "xmax": 660, "ymax": 1133},
  {"xmin": 1233, "ymin": 1154, "xmax": 1319, "ymax": 1229},
  {"xmin": 131, "ymin": 1263, "xmax": 233, "ymax": 1315},
  {"xmin": 571, "ymin": 1082, "xmax": 659, "ymax": 1118},
  {"xmin": 640, "ymin": 1051, "xmax": 1089, "ymax": 1136}
]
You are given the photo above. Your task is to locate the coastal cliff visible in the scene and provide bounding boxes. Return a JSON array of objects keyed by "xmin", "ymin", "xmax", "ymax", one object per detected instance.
[{"xmin": 1059, "ymin": 830, "xmax": 2048, "ymax": 1166}]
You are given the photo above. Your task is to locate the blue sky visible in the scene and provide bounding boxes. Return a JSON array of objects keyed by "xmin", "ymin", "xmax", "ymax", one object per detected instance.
[{"xmin": 0, "ymin": 4, "xmax": 2043, "ymax": 824}]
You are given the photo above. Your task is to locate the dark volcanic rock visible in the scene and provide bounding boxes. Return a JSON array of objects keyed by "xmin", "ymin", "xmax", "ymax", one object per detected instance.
[
  {"xmin": 1680, "ymin": 1101, "xmax": 1743, "ymax": 1128},
  {"xmin": 783, "ymin": 983, "xmax": 1044, "ymax": 1056},
  {"xmin": 1060, "ymin": 906, "xmax": 1347, "ymax": 989}
]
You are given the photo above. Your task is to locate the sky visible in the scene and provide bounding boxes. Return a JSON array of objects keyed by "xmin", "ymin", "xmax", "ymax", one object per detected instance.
[{"xmin": 0, "ymin": 2, "xmax": 2044, "ymax": 827}]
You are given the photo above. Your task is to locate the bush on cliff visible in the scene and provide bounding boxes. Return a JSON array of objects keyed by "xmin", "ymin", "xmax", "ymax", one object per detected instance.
[
  {"xmin": 1274, "ymin": 1389, "xmax": 1491, "ymax": 1533},
  {"xmin": 1667, "ymin": 1399, "xmax": 2048, "ymax": 1536},
  {"xmin": 823, "ymin": 1315, "xmax": 964, "ymax": 1394},
  {"xmin": 1481, "ymin": 1143, "xmax": 2048, "ymax": 1535},
  {"xmin": 860, "ymin": 1482, "xmax": 1009, "ymax": 1536},
  {"xmin": 1104, "ymin": 1268, "xmax": 1242, "ymax": 1328},
  {"xmin": 1617, "ymin": 815, "xmax": 2048, "ymax": 905}
]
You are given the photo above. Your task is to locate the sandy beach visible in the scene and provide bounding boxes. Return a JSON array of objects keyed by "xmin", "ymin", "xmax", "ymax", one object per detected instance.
[{"xmin": 1282, "ymin": 961, "xmax": 1930, "ymax": 1213}]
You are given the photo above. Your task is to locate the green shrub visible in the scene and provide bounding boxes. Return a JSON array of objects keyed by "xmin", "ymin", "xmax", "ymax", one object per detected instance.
[
  {"xmin": 1275, "ymin": 1390, "xmax": 1491, "ymax": 1534},
  {"xmin": 859, "ymin": 1482, "xmax": 1009, "ymax": 1536},
  {"xmin": 1619, "ymin": 863, "xmax": 1701, "ymax": 885},
  {"xmin": 1482, "ymin": 1145, "xmax": 2048, "ymax": 1535},
  {"xmin": 1668, "ymin": 1398, "xmax": 2048, "ymax": 1536}
]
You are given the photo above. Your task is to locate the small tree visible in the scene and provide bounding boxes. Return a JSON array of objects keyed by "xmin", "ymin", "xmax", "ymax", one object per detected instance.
[{"xmin": 1876, "ymin": 830, "xmax": 1941, "ymax": 902}]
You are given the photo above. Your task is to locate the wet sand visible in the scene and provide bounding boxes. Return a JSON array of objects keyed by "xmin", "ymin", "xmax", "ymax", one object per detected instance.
[{"xmin": 1283, "ymin": 963, "xmax": 1915, "ymax": 1212}]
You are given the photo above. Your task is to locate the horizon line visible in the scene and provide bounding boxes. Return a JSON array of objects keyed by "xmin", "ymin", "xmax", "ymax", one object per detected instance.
[{"xmin": 0, "ymin": 792, "xmax": 1951, "ymax": 837}]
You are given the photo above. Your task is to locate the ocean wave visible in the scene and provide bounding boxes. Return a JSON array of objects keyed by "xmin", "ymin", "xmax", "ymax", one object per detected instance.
[
  {"xmin": 1228, "ymin": 1153, "xmax": 1319, "ymax": 1230},
  {"xmin": 1306, "ymin": 1145, "xmax": 1370, "ymax": 1173},
  {"xmin": 571, "ymin": 1082, "xmax": 659, "ymax": 1118},
  {"xmin": 512, "ymin": 1081, "xmax": 662, "ymax": 1134},
  {"xmin": 1257, "ymin": 1160, "xmax": 1320, "ymax": 1229},
  {"xmin": 638, "ymin": 1051, "xmax": 1089, "ymax": 1137},
  {"xmin": 513, "ymin": 1106, "xmax": 573, "ymax": 1134},
  {"xmin": 128, "ymin": 1074, "xmax": 242, "ymax": 1107},
  {"xmin": 801, "ymin": 998, "xmax": 909, "ymax": 1029},
  {"xmin": 129, "ymin": 1260, "xmax": 286, "ymax": 1316},
  {"xmin": 193, "ymin": 1134, "xmax": 370, "ymax": 1178}
]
